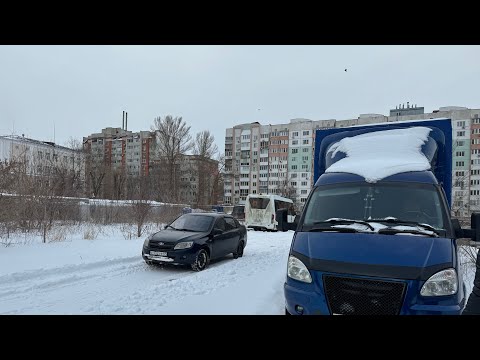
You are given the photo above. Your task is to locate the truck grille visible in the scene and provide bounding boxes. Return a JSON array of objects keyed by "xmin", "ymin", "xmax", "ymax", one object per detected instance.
[
  {"xmin": 323, "ymin": 275, "xmax": 406, "ymax": 315},
  {"xmin": 149, "ymin": 242, "xmax": 175, "ymax": 250}
]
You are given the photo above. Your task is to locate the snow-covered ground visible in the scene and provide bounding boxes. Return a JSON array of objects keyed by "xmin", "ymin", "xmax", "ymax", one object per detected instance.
[
  {"xmin": 0, "ymin": 224, "xmax": 477, "ymax": 314},
  {"xmin": 0, "ymin": 224, "xmax": 293, "ymax": 314}
]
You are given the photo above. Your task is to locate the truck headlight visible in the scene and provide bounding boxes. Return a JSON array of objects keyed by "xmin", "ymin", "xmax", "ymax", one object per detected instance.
[
  {"xmin": 287, "ymin": 255, "xmax": 312, "ymax": 283},
  {"xmin": 420, "ymin": 268, "xmax": 457, "ymax": 296},
  {"xmin": 174, "ymin": 241, "xmax": 194, "ymax": 250}
]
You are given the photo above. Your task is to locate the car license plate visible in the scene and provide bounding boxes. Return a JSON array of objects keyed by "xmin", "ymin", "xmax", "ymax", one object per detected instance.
[{"xmin": 150, "ymin": 251, "xmax": 167, "ymax": 256}]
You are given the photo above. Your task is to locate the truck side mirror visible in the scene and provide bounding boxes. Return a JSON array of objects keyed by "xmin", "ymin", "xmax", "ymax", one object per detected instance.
[
  {"xmin": 276, "ymin": 208, "xmax": 298, "ymax": 232},
  {"xmin": 471, "ymin": 213, "xmax": 480, "ymax": 242},
  {"xmin": 451, "ymin": 218, "xmax": 463, "ymax": 239}
]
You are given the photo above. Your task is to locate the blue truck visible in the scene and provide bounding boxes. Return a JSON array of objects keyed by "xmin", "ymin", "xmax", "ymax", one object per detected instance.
[{"xmin": 277, "ymin": 118, "xmax": 480, "ymax": 315}]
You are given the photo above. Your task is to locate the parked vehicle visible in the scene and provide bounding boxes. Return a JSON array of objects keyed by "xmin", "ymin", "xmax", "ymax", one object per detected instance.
[
  {"xmin": 277, "ymin": 118, "xmax": 480, "ymax": 315},
  {"xmin": 245, "ymin": 194, "xmax": 295, "ymax": 231},
  {"xmin": 231, "ymin": 204, "xmax": 245, "ymax": 223},
  {"xmin": 142, "ymin": 213, "xmax": 247, "ymax": 271}
]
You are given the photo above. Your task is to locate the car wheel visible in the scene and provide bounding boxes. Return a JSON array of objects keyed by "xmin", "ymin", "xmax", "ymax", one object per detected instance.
[
  {"xmin": 233, "ymin": 241, "xmax": 244, "ymax": 259},
  {"xmin": 191, "ymin": 249, "xmax": 209, "ymax": 271}
]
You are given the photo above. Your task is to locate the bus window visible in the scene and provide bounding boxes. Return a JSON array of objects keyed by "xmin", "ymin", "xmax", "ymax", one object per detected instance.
[{"xmin": 249, "ymin": 198, "xmax": 270, "ymax": 209}]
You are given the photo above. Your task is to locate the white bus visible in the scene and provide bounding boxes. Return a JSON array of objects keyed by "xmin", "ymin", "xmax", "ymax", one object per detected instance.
[{"xmin": 245, "ymin": 194, "xmax": 296, "ymax": 231}]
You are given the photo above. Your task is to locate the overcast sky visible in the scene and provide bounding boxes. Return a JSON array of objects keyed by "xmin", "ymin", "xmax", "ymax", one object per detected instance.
[{"xmin": 1, "ymin": 45, "xmax": 479, "ymax": 151}]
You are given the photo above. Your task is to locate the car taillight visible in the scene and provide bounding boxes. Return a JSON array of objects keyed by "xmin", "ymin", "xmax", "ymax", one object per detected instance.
[{"xmin": 271, "ymin": 214, "xmax": 275, "ymax": 223}]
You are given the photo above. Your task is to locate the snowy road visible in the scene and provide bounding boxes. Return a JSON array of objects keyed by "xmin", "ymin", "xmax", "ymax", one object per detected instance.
[{"xmin": 0, "ymin": 229, "xmax": 293, "ymax": 314}]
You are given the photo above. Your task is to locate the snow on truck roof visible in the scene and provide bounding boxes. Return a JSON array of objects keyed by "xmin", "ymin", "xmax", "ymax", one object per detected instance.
[{"xmin": 325, "ymin": 126, "xmax": 433, "ymax": 183}]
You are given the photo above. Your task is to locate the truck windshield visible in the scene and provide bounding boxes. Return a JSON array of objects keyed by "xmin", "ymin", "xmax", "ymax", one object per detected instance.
[{"xmin": 302, "ymin": 182, "xmax": 447, "ymax": 230}]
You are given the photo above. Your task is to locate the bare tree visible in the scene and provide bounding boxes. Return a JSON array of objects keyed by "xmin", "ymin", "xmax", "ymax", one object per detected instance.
[
  {"xmin": 130, "ymin": 176, "xmax": 153, "ymax": 237},
  {"xmin": 151, "ymin": 115, "xmax": 193, "ymax": 202},
  {"xmin": 192, "ymin": 131, "xmax": 218, "ymax": 207},
  {"xmin": 210, "ymin": 152, "xmax": 225, "ymax": 206},
  {"xmin": 193, "ymin": 130, "xmax": 218, "ymax": 159}
]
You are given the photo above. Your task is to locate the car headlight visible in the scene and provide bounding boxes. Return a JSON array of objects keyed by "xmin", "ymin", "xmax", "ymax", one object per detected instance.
[
  {"xmin": 174, "ymin": 241, "xmax": 194, "ymax": 250},
  {"xmin": 287, "ymin": 255, "xmax": 312, "ymax": 283},
  {"xmin": 143, "ymin": 236, "xmax": 151, "ymax": 248},
  {"xmin": 420, "ymin": 268, "xmax": 457, "ymax": 296}
]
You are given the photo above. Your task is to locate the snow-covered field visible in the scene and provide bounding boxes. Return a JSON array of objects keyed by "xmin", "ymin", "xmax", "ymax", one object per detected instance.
[
  {"xmin": 0, "ymin": 224, "xmax": 477, "ymax": 315},
  {"xmin": 0, "ymin": 224, "xmax": 293, "ymax": 314}
]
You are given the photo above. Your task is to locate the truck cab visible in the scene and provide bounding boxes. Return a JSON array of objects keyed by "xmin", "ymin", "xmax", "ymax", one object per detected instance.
[{"xmin": 278, "ymin": 119, "xmax": 480, "ymax": 315}]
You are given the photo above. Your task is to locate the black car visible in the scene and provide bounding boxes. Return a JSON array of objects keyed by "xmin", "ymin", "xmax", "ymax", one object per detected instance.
[{"xmin": 142, "ymin": 213, "xmax": 248, "ymax": 271}]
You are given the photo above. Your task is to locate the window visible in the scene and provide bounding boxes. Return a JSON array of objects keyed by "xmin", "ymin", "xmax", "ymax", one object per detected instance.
[
  {"xmin": 214, "ymin": 218, "xmax": 226, "ymax": 231},
  {"xmin": 456, "ymin": 171, "xmax": 465, "ymax": 177},
  {"xmin": 292, "ymin": 140, "xmax": 298, "ymax": 145},
  {"xmin": 301, "ymin": 173, "xmax": 308, "ymax": 178},
  {"xmin": 291, "ymin": 181, "xmax": 297, "ymax": 186},
  {"xmin": 303, "ymin": 148, "xmax": 309, "ymax": 153},
  {"xmin": 301, "ymin": 190, "xmax": 308, "ymax": 194},
  {"xmin": 225, "ymin": 217, "xmax": 237, "ymax": 230},
  {"xmin": 302, "ymin": 156, "xmax": 309, "ymax": 161},
  {"xmin": 456, "ymin": 140, "xmax": 465, "ymax": 146},
  {"xmin": 303, "ymin": 131, "xmax": 309, "ymax": 136},
  {"xmin": 301, "ymin": 181, "xmax": 307, "ymax": 186},
  {"xmin": 302, "ymin": 165, "xmax": 308, "ymax": 169},
  {"xmin": 457, "ymin": 131, "xmax": 465, "ymax": 137},
  {"xmin": 303, "ymin": 139, "xmax": 309, "ymax": 145},
  {"xmin": 457, "ymin": 121, "xmax": 466, "ymax": 127},
  {"xmin": 291, "ymin": 173, "xmax": 297, "ymax": 178},
  {"xmin": 456, "ymin": 151, "xmax": 465, "ymax": 157},
  {"xmin": 292, "ymin": 148, "xmax": 298, "ymax": 154},
  {"xmin": 456, "ymin": 161, "xmax": 465, "ymax": 167},
  {"xmin": 291, "ymin": 165, "xmax": 297, "ymax": 170},
  {"xmin": 292, "ymin": 131, "xmax": 299, "ymax": 137}
]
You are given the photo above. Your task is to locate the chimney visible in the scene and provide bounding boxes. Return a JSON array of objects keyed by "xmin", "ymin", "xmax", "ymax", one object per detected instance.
[
  {"xmin": 407, "ymin": 102, "xmax": 410, "ymax": 108},
  {"xmin": 125, "ymin": 112, "xmax": 128, "ymax": 131},
  {"xmin": 122, "ymin": 111, "xmax": 125, "ymax": 130}
]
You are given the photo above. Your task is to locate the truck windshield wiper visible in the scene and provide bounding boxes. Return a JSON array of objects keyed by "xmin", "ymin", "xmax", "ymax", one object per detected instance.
[
  {"xmin": 313, "ymin": 218, "xmax": 375, "ymax": 231},
  {"xmin": 368, "ymin": 218, "xmax": 440, "ymax": 234},
  {"xmin": 377, "ymin": 228, "xmax": 438, "ymax": 238},
  {"xmin": 165, "ymin": 224, "xmax": 177, "ymax": 230}
]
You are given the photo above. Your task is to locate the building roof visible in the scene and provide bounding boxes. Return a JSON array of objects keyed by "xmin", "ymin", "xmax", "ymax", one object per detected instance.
[{"xmin": 0, "ymin": 135, "xmax": 78, "ymax": 152}]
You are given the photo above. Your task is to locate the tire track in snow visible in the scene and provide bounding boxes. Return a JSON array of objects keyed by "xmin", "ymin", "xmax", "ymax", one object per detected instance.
[
  {"xmin": 0, "ymin": 256, "xmax": 145, "ymax": 299},
  {"xmin": 91, "ymin": 235, "xmax": 292, "ymax": 314}
]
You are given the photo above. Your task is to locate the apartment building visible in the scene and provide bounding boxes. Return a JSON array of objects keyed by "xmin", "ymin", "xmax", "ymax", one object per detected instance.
[
  {"xmin": 225, "ymin": 105, "xmax": 480, "ymax": 216},
  {"xmin": 0, "ymin": 134, "xmax": 85, "ymax": 186}
]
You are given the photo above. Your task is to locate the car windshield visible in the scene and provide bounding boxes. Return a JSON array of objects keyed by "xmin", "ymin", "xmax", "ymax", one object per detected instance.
[
  {"xmin": 169, "ymin": 215, "xmax": 214, "ymax": 232},
  {"xmin": 302, "ymin": 182, "xmax": 447, "ymax": 231}
]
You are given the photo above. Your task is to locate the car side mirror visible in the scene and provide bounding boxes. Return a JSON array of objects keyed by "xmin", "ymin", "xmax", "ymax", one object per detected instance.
[{"xmin": 212, "ymin": 228, "xmax": 223, "ymax": 236}]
